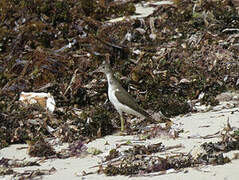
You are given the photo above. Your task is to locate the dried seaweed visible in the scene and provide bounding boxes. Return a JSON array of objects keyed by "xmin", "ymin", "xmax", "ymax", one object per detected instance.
[
  {"xmin": 0, "ymin": 0, "xmax": 239, "ymax": 153},
  {"xmin": 27, "ymin": 137, "xmax": 56, "ymax": 157},
  {"xmin": 0, "ymin": 158, "xmax": 40, "ymax": 168},
  {"xmin": 0, "ymin": 157, "xmax": 41, "ymax": 177},
  {"xmin": 0, "ymin": 1, "xmax": 239, "ymax": 179},
  {"xmin": 67, "ymin": 140, "xmax": 88, "ymax": 157},
  {"xmin": 12, "ymin": 167, "xmax": 56, "ymax": 180},
  {"xmin": 98, "ymin": 121, "xmax": 239, "ymax": 176}
]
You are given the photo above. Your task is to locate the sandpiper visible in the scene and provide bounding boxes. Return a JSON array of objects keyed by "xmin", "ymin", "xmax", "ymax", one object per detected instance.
[{"xmin": 94, "ymin": 62, "xmax": 154, "ymax": 131}]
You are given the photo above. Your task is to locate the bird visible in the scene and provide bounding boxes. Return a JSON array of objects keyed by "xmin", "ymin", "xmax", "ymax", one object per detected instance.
[{"xmin": 93, "ymin": 62, "xmax": 154, "ymax": 132}]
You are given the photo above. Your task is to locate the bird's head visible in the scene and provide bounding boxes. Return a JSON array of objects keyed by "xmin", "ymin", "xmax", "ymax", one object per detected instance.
[{"xmin": 92, "ymin": 62, "xmax": 112, "ymax": 75}]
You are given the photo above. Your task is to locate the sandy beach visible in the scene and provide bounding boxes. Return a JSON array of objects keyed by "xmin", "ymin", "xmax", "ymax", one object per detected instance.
[
  {"xmin": 1, "ymin": 0, "xmax": 239, "ymax": 179},
  {"xmin": 1, "ymin": 96, "xmax": 239, "ymax": 180}
]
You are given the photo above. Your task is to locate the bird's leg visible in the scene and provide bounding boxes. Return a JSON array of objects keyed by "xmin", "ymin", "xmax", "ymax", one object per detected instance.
[{"xmin": 120, "ymin": 115, "xmax": 125, "ymax": 132}]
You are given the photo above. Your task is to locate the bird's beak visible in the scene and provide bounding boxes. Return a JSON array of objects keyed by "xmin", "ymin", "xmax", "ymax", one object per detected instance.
[
  {"xmin": 89, "ymin": 70, "xmax": 96, "ymax": 75},
  {"xmin": 89, "ymin": 67, "xmax": 101, "ymax": 75},
  {"xmin": 89, "ymin": 63, "xmax": 105, "ymax": 75}
]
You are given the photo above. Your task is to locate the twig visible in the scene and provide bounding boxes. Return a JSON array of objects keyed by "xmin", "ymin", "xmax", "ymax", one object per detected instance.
[
  {"xmin": 130, "ymin": 169, "xmax": 183, "ymax": 177},
  {"xmin": 64, "ymin": 68, "xmax": 78, "ymax": 96}
]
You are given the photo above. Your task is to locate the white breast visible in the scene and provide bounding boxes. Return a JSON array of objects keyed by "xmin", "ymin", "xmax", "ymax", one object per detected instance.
[
  {"xmin": 106, "ymin": 73, "xmax": 145, "ymax": 118},
  {"xmin": 108, "ymin": 87, "xmax": 121, "ymax": 112},
  {"xmin": 108, "ymin": 87, "xmax": 145, "ymax": 118}
]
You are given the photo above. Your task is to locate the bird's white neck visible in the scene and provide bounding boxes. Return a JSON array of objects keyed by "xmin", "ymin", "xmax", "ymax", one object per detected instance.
[{"xmin": 105, "ymin": 72, "xmax": 115, "ymax": 87}]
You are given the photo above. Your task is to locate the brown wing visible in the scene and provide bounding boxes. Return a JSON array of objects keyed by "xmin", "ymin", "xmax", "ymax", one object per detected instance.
[{"xmin": 115, "ymin": 89, "xmax": 151, "ymax": 119}]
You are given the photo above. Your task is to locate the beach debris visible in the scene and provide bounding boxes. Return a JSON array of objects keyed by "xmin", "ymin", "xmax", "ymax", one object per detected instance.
[
  {"xmin": 95, "ymin": 122, "xmax": 239, "ymax": 176},
  {"xmin": 0, "ymin": 157, "xmax": 42, "ymax": 177},
  {"xmin": 179, "ymin": 78, "xmax": 191, "ymax": 84},
  {"xmin": 215, "ymin": 91, "xmax": 239, "ymax": 102},
  {"xmin": 0, "ymin": 1, "xmax": 239, "ymax": 179},
  {"xmin": 67, "ymin": 140, "xmax": 88, "ymax": 157},
  {"xmin": 87, "ymin": 147, "xmax": 102, "ymax": 155},
  {"xmin": 135, "ymin": 119, "xmax": 181, "ymax": 140},
  {"xmin": 130, "ymin": 168, "xmax": 183, "ymax": 177},
  {"xmin": 27, "ymin": 137, "xmax": 56, "ymax": 157},
  {"xmin": 99, "ymin": 143, "xmax": 187, "ymax": 176},
  {"xmin": 19, "ymin": 92, "xmax": 56, "ymax": 113},
  {"xmin": 0, "ymin": 0, "xmax": 239, "ymax": 148},
  {"xmin": 187, "ymin": 131, "xmax": 220, "ymax": 139},
  {"xmin": 104, "ymin": 149, "xmax": 120, "ymax": 162},
  {"xmin": 0, "ymin": 157, "xmax": 40, "ymax": 168},
  {"xmin": 0, "ymin": 167, "xmax": 14, "ymax": 176},
  {"xmin": 149, "ymin": 17, "xmax": 157, "ymax": 40},
  {"xmin": 12, "ymin": 167, "xmax": 56, "ymax": 179}
]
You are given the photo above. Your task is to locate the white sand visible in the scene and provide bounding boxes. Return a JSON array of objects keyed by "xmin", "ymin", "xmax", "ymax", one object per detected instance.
[{"xmin": 1, "ymin": 99, "xmax": 239, "ymax": 180}]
